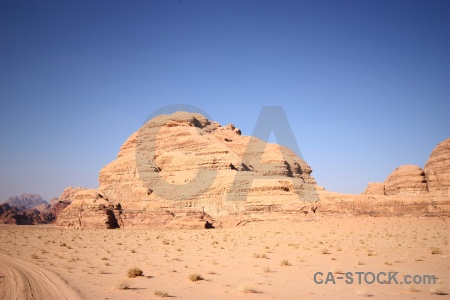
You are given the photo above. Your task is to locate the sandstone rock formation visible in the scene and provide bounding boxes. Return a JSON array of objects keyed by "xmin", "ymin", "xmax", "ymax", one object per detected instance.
[
  {"xmin": 98, "ymin": 112, "xmax": 316, "ymax": 204},
  {"xmin": 338, "ymin": 138, "xmax": 450, "ymax": 216},
  {"xmin": 55, "ymin": 187, "xmax": 86, "ymax": 204},
  {"xmin": 56, "ymin": 188, "xmax": 219, "ymax": 229},
  {"xmin": 362, "ymin": 182, "xmax": 385, "ymax": 195},
  {"xmin": 42, "ymin": 187, "xmax": 85, "ymax": 221},
  {"xmin": 55, "ymin": 112, "xmax": 449, "ymax": 227},
  {"xmin": 384, "ymin": 165, "xmax": 428, "ymax": 196},
  {"xmin": 56, "ymin": 189, "xmax": 120, "ymax": 229},
  {"xmin": 424, "ymin": 138, "xmax": 450, "ymax": 194},
  {"xmin": 317, "ymin": 189, "xmax": 449, "ymax": 217},
  {"xmin": 57, "ymin": 111, "xmax": 318, "ymax": 228},
  {"xmin": 2, "ymin": 194, "xmax": 47, "ymax": 211}
]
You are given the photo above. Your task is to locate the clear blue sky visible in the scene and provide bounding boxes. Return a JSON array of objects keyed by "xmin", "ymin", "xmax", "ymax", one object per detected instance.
[{"xmin": 1, "ymin": 0, "xmax": 449, "ymax": 201}]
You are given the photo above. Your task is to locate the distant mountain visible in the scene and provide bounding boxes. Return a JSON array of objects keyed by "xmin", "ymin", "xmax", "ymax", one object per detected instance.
[
  {"xmin": 0, "ymin": 191, "xmax": 75, "ymax": 225},
  {"xmin": 2, "ymin": 194, "xmax": 47, "ymax": 211}
]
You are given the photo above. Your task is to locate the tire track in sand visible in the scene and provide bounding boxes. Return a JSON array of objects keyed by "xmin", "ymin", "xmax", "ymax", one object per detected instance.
[{"xmin": 0, "ymin": 253, "xmax": 80, "ymax": 300}]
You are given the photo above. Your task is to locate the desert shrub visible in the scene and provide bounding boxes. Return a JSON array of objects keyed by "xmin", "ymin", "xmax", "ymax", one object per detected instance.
[
  {"xmin": 321, "ymin": 248, "xmax": 330, "ymax": 254},
  {"xmin": 280, "ymin": 260, "xmax": 291, "ymax": 266},
  {"xmin": 127, "ymin": 267, "xmax": 144, "ymax": 278},
  {"xmin": 154, "ymin": 290, "xmax": 169, "ymax": 297},
  {"xmin": 114, "ymin": 280, "xmax": 132, "ymax": 290},
  {"xmin": 431, "ymin": 247, "xmax": 442, "ymax": 255},
  {"xmin": 430, "ymin": 287, "xmax": 448, "ymax": 295},
  {"xmin": 407, "ymin": 285, "xmax": 418, "ymax": 292},
  {"xmin": 241, "ymin": 285, "xmax": 258, "ymax": 293},
  {"xmin": 188, "ymin": 273, "xmax": 204, "ymax": 282},
  {"xmin": 253, "ymin": 253, "xmax": 268, "ymax": 259}
]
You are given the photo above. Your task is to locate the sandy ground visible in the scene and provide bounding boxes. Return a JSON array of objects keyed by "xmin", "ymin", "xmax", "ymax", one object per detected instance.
[
  {"xmin": 0, "ymin": 253, "xmax": 80, "ymax": 300},
  {"xmin": 0, "ymin": 215, "xmax": 448, "ymax": 299}
]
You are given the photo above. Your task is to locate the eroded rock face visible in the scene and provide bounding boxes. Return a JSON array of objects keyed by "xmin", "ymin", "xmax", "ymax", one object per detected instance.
[
  {"xmin": 57, "ymin": 111, "xmax": 318, "ymax": 228},
  {"xmin": 362, "ymin": 182, "xmax": 385, "ymax": 195},
  {"xmin": 56, "ymin": 189, "xmax": 120, "ymax": 229},
  {"xmin": 424, "ymin": 138, "xmax": 450, "ymax": 194},
  {"xmin": 55, "ymin": 187, "xmax": 86, "ymax": 204},
  {"xmin": 384, "ymin": 165, "xmax": 428, "ymax": 196},
  {"xmin": 41, "ymin": 200, "xmax": 72, "ymax": 223},
  {"xmin": 56, "ymin": 188, "xmax": 220, "ymax": 229},
  {"xmin": 98, "ymin": 112, "xmax": 316, "ymax": 204},
  {"xmin": 99, "ymin": 112, "xmax": 316, "ymax": 209}
]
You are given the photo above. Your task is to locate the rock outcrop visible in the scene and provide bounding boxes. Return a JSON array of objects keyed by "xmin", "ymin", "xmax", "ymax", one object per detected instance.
[
  {"xmin": 335, "ymin": 138, "xmax": 449, "ymax": 216},
  {"xmin": 362, "ymin": 182, "xmax": 385, "ymax": 195},
  {"xmin": 98, "ymin": 112, "xmax": 316, "ymax": 203},
  {"xmin": 54, "ymin": 112, "xmax": 449, "ymax": 227},
  {"xmin": 56, "ymin": 188, "xmax": 219, "ymax": 229},
  {"xmin": 56, "ymin": 187, "xmax": 86, "ymax": 204},
  {"xmin": 56, "ymin": 189, "xmax": 120, "ymax": 229},
  {"xmin": 57, "ymin": 111, "xmax": 318, "ymax": 228},
  {"xmin": 424, "ymin": 138, "xmax": 450, "ymax": 194},
  {"xmin": 384, "ymin": 165, "xmax": 428, "ymax": 196}
]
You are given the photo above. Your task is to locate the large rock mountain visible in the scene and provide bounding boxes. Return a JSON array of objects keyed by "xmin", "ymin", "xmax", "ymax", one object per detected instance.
[
  {"xmin": 55, "ymin": 113, "xmax": 449, "ymax": 228},
  {"xmin": 0, "ymin": 191, "xmax": 77, "ymax": 225},
  {"xmin": 2, "ymin": 194, "xmax": 47, "ymax": 211},
  {"xmin": 99, "ymin": 112, "xmax": 316, "ymax": 203},
  {"xmin": 57, "ymin": 112, "xmax": 319, "ymax": 229}
]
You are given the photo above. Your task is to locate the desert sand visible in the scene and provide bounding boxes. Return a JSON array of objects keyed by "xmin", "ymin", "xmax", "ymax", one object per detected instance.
[{"xmin": 0, "ymin": 215, "xmax": 448, "ymax": 299}]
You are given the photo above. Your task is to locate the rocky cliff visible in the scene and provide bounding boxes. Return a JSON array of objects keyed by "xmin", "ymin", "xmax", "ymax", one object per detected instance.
[
  {"xmin": 56, "ymin": 112, "xmax": 319, "ymax": 229},
  {"xmin": 55, "ymin": 112, "xmax": 449, "ymax": 228},
  {"xmin": 424, "ymin": 138, "xmax": 450, "ymax": 194}
]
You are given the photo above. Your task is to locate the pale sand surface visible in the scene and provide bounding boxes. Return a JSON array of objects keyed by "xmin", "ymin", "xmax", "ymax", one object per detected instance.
[
  {"xmin": 0, "ymin": 216, "xmax": 448, "ymax": 299},
  {"xmin": 0, "ymin": 253, "xmax": 80, "ymax": 300}
]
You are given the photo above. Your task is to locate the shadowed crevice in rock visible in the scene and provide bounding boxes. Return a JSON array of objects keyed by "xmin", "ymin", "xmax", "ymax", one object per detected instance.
[
  {"xmin": 105, "ymin": 209, "xmax": 120, "ymax": 229},
  {"xmin": 204, "ymin": 221, "xmax": 215, "ymax": 229}
]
